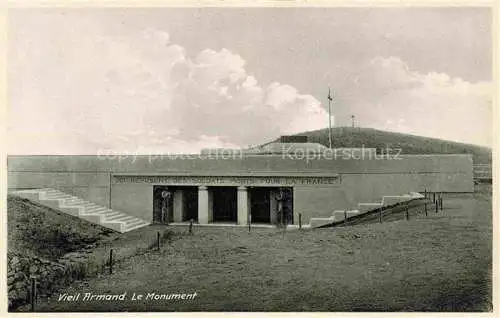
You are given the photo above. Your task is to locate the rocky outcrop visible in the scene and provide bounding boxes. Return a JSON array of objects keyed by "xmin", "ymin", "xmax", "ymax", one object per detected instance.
[{"xmin": 7, "ymin": 250, "xmax": 102, "ymax": 311}]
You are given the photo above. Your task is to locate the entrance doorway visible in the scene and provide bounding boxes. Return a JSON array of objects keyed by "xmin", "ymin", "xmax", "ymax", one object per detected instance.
[
  {"xmin": 153, "ymin": 186, "xmax": 173, "ymax": 223},
  {"xmin": 280, "ymin": 187, "xmax": 294, "ymax": 225},
  {"xmin": 182, "ymin": 187, "xmax": 198, "ymax": 222},
  {"xmin": 212, "ymin": 186, "xmax": 237, "ymax": 222},
  {"xmin": 270, "ymin": 187, "xmax": 294, "ymax": 225},
  {"xmin": 153, "ymin": 186, "xmax": 198, "ymax": 223},
  {"xmin": 250, "ymin": 187, "xmax": 271, "ymax": 223}
]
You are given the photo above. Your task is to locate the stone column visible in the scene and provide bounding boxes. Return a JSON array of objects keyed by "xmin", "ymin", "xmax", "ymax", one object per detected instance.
[
  {"xmin": 173, "ymin": 189, "xmax": 184, "ymax": 222},
  {"xmin": 208, "ymin": 188, "xmax": 214, "ymax": 223},
  {"xmin": 269, "ymin": 188, "xmax": 278, "ymax": 225},
  {"xmin": 247, "ymin": 188, "xmax": 252, "ymax": 223},
  {"xmin": 237, "ymin": 186, "xmax": 249, "ymax": 225},
  {"xmin": 198, "ymin": 186, "xmax": 209, "ymax": 224}
]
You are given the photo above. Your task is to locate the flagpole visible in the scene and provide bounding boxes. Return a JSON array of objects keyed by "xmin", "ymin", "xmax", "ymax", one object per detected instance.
[{"xmin": 328, "ymin": 87, "xmax": 333, "ymax": 149}]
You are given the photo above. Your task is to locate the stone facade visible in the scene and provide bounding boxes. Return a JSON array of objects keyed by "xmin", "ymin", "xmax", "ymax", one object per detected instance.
[{"xmin": 8, "ymin": 154, "xmax": 474, "ymax": 226}]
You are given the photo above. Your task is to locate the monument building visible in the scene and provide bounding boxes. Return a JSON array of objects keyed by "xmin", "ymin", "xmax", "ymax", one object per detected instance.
[{"xmin": 8, "ymin": 136, "xmax": 474, "ymax": 231}]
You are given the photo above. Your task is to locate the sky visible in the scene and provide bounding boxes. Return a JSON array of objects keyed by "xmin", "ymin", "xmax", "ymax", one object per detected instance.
[{"xmin": 7, "ymin": 7, "xmax": 493, "ymax": 154}]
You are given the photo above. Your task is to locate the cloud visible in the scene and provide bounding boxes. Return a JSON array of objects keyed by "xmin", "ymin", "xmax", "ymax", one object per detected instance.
[
  {"xmin": 8, "ymin": 28, "xmax": 327, "ymax": 154},
  {"xmin": 338, "ymin": 56, "xmax": 492, "ymax": 146},
  {"xmin": 8, "ymin": 25, "xmax": 492, "ymax": 155}
]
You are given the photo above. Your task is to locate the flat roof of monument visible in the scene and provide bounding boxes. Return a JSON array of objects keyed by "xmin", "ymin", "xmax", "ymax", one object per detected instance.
[
  {"xmin": 7, "ymin": 154, "xmax": 473, "ymax": 174},
  {"xmin": 7, "ymin": 153, "xmax": 474, "ymax": 158},
  {"xmin": 252, "ymin": 142, "xmax": 329, "ymax": 154},
  {"xmin": 6, "ymin": 153, "xmax": 474, "ymax": 158},
  {"xmin": 201, "ymin": 142, "xmax": 330, "ymax": 155}
]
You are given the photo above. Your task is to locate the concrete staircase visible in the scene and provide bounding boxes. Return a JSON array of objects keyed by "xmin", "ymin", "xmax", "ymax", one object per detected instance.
[
  {"xmin": 309, "ymin": 191, "xmax": 425, "ymax": 228},
  {"xmin": 11, "ymin": 188, "xmax": 150, "ymax": 233}
]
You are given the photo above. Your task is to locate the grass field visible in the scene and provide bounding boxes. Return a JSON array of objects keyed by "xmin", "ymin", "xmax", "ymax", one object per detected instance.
[{"xmin": 19, "ymin": 187, "xmax": 492, "ymax": 312}]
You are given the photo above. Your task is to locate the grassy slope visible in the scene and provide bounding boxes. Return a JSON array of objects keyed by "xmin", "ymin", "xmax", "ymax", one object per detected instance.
[
  {"xmin": 7, "ymin": 195, "xmax": 177, "ymax": 263},
  {"xmin": 28, "ymin": 188, "xmax": 491, "ymax": 312},
  {"xmin": 8, "ymin": 195, "xmax": 184, "ymax": 312},
  {"xmin": 7, "ymin": 196, "xmax": 115, "ymax": 260},
  {"xmin": 269, "ymin": 127, "xmax": 492, "ymax": 163}
]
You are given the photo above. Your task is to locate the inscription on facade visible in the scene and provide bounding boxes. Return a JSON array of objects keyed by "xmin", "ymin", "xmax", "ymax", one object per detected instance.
[{"xmin": 113, "ymin": 175, "xmax": 340, "ymax": 186}]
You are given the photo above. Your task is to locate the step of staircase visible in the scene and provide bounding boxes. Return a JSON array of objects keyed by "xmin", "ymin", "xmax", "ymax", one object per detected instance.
[
  {"xmin": 124, "ymin": 220, "xmax": 151, "ymax": 232},
  {"xmin": 11, "ymin": 188, "xmax": 150, "ymax": 233},
  {"xmin": 82, "ymin": 207, "xmax": 110, "ymax": 214},
  {"xmin": 105, "ymin": 214, "xmax": 135, "ymax": 222},
  {"xmin": 381, "ymin": 195, "xmax": 412, "ymax": 207},
  {"xmin": 309, "ymin": 216, "xmax": 335, "ymax": 228},
  {"xmin": 309, "ymin": 191, "xmax": 424, "ymax": 229},
  {"xmin": 332, "ymin": 210, "xmax": 361, "ymax": 222}
]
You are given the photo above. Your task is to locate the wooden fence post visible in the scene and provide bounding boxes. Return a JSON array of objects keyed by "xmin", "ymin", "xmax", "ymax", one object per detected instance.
[
  {"xmin": 435, "ymin": 201, "xmax": 438, "ymax": 214},
  {"xmin": 344, "ymin": 210, "xmax": 347, "ymax": 225},
  {"xmin": 109, "ymin": 249, "xmax": 113, "ymax": 274},
  {"xmin": 248, "ymin": 214, "xmax": 251, "ymax": 232},
  {"xmin": 299, "ymin": 213, "xmax": 302, "ymax": 230},
  {"xmin": 30, "ymin": 276, "xmax": 36, "ymax": 312},
  {"xmin": 280, "ymin": 209, "xmax": 284, "ymax": 229},
  {"xmin": 282, "ymin": 213, "xmax": 286, "ymax": 238},
  {"xmin": 425, "ymin": 201, "xmax": 428, "ymax": 216},
  {"xmin": 433, "ymin": 192, "xmax": 436, "ymax": 203},
  {"xmin": 405, "ymin": 203, "xmax": 409, "ymax": 220},
  {"xmin": 157, "ymin": 231, "xmax": 160, "ymax": 251}
]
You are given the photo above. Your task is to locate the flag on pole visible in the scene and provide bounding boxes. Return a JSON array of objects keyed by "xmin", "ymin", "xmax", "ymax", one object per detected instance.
[
  {"xmin": 328, "ymin": 88, "xmax": 333, "ymax": 102},
  {"xmin": 327, "ymin": 87, "xmax": 334, "ymax": 149}
]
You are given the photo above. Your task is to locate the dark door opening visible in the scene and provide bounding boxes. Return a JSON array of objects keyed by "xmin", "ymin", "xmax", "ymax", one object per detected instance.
[
  {"xmin": 183, "ymin": 187, "xmax": 198, "ymax": 221},
  {"xmin": 273, "ymin": 187, "xmax": 294, "ymax": 225},
  {"xmin": 212, "ymin": 187, "xmax": 237, "ymax": 222},
  {"xmin": 282, "ymin": 187, "xmax": 294, "ymax": 224},
  {"xmin": 153, "ymin": 186, "xmax": 173, "ymax": 223},
  {"xmin": 250, "ymin": 187, "xmax": 271, "ymax": 223}
]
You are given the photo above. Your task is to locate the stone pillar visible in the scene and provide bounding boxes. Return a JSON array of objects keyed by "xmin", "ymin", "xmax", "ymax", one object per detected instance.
[
  {"xmin": 208, "ymin": 188, "xmax": 214, "ymax": 223},
  {"xmin": 269, "ymin": 189, "xmax": 278, "ymax": 225},
  {"xmin": 173, "ymin": 189, "xmax": 184, "ymax": 222},
  {"xmin": 291, "ymin": 188, "xmax": 297, "ymax": 225},
  {"xmin": 237, "ymin": 186, "xmax": 249, "ymax": 225},
  {"xmin": 247, "ymin": 188, "xmax": 252, "ymax": 223},
  {"xmin": 198, "ymin": 186, "xmax": 209, "ymax": 224}
]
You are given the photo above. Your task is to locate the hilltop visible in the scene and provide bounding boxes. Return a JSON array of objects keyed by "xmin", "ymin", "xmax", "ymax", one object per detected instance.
[{"xmin": 269, "ymin": 127, "xmax": 492, "ymax": 163}]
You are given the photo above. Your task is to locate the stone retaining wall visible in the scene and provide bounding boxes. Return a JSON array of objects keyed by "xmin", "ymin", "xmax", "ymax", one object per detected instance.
[{"xmin": 7, "ymin": 250, "xmax": 101, "ymax": 311}]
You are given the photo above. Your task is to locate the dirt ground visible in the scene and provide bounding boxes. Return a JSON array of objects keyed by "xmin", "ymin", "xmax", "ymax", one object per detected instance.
[{"xmin": 17, "ymin": 186, "xmax": 492, "ymax": 312}]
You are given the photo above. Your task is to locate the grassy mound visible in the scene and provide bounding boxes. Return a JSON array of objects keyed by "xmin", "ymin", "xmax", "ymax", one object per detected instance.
[
  {"xmin": 269, "ymin": 127, "xmax": 492, "ymax": 163},
  {"xmin": 7, "ymin": 195, "xmax": 114, "ymax": 260}
]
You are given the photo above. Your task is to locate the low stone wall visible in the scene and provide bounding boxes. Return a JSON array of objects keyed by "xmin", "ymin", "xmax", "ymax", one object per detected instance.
[
  {"xmin": 8, "ymin": 229, "xmax": 176, "ymax": 311},
  {"xmin": 8, "ymin": 253, "xmax": 63, "ymax": 310},
  {"xmin": 8, "ymin": 253, "xmax": 30, "ymax": 309},
  {"xmin": 7, "ymin": 250, "xmax": 102, "ymax": 311},
  {"xmin": 7, "ymin": 195, "xmax": 171, "ymax": 312}
]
